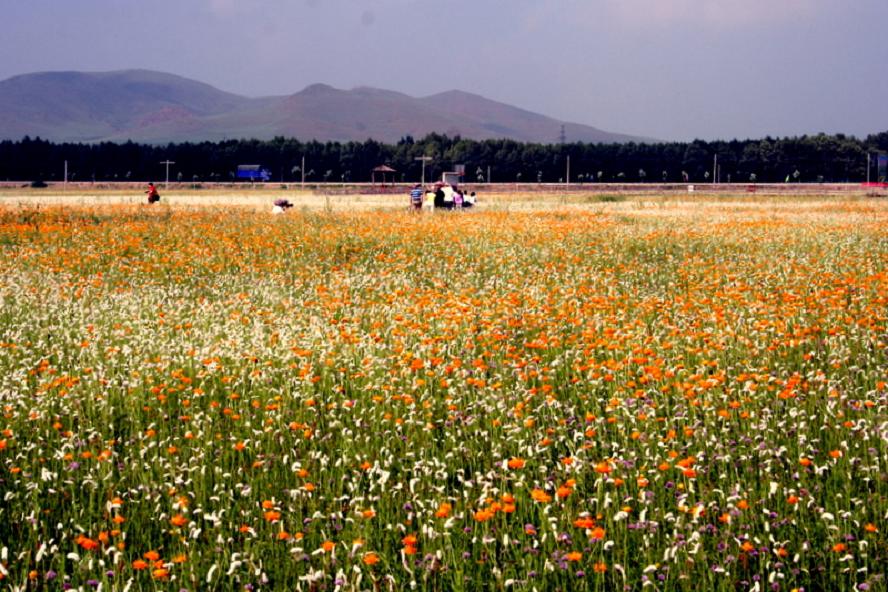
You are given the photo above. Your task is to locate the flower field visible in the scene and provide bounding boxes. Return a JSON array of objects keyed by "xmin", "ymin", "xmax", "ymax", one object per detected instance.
[{"xmin": 0, "ymin": 200, "xmax": 885, "ymax": 591}]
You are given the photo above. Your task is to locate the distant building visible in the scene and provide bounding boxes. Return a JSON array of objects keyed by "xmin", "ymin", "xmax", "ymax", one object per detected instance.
[{"xmin": 236, "ymin": 165, "xmax": 271, "ymax": 182}]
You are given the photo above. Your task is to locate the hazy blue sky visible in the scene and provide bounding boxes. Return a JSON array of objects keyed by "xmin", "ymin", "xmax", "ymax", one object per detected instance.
[{"xmin": 3, "ymin": 0, "xmax": 886, "ymax": 140}]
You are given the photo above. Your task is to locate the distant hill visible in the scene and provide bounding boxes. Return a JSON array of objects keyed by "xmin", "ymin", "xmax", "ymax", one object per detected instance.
[{"xmin": 0, "ymin": 69, "xmax": 649, "ymax": 144}]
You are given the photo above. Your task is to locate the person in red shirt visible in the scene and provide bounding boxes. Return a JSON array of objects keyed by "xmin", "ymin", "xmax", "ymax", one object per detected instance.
[{"xmin": 146, "ymin": 182, "xmax": 160, "ymax": 204}]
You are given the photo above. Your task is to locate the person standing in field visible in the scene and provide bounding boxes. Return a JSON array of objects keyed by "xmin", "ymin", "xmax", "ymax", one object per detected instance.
[
  {"xmin": 433, "ymin": 183, "xmax": 447, "ymax": 209},
  {"xmin": 145, "ymin": 182, "xmax": 160, "ymax": 204},
  {"xmin": 272, "ymin": 198, "xmax": 294, "ymax": 215},
  {"xmin": 452, "ymin": 188, "xmax": 464, "ymax": 209},
  {"xmin": 409, "ymin": 183, "xmax": 424, "ymax": 211}
]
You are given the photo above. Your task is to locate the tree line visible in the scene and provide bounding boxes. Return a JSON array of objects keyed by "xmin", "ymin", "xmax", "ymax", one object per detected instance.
[{"xmin": 2, "ymin": 131, "xmax": 886, "ymax": 185}]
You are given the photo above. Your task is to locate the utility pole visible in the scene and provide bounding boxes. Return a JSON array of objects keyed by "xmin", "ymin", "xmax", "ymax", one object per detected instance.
[
  {"xmin": 414, "ymin": 156, "xmax": 433, "ymax": 186},
  {"xmin": 566, "ymin": 155, "xmax": 570, "ymax": 186},
  {"xmin": 487, "ymin": 165, "xmax": 491, "ymax": 185},
  {"xmin": 63, "ymin": 160, "xmax": 68, "ymax": 191},
  {"xmin": 301, "ymin": 155, "xmax": 306, "ymax": 188},
  {"xmin": 713, "ymin": 155, "xmax": 718, "ymax": 184},
  {"xmin": 160, "ymin": 160, "xmax": 176, "ymax": 189}
]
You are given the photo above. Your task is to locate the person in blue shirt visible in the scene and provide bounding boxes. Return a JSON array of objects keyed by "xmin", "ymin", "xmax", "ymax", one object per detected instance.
[{"xmin": 409, "ymin": 184, "xmax": 424, "ymax": 211}]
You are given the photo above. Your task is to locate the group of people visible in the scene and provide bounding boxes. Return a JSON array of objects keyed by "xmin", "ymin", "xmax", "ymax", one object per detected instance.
[
  {"xmin": 146, "ymin": 181, "xmax": 476, "ymax": 213},
  {"xmin": 410, "ymin": 183, "xmax": 476, "ymax": 211}
]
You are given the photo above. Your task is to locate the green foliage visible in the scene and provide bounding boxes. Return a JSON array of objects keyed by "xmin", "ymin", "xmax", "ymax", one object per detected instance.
[{"xmin": 0, "ymin": 131, "xmax": 883, "ymax": 184}]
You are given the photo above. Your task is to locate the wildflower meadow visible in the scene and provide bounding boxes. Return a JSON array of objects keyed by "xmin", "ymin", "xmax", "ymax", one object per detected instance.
[{"xmin": 0, "ymin": 199, "xmax": 885, "ymax": 591}]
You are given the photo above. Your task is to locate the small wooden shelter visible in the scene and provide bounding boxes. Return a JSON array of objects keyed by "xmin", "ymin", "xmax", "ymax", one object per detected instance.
[{"xmin": 371, "ymin": 165, "xmax": 397, "ymax": 187}]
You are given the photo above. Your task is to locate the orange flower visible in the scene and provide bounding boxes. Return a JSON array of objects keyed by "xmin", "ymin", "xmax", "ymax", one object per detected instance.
[
  {"xmin": 233, "ymin": 441, "xmax": 246, "ymax": 451},
  {"xmin": 531, "ymin": 489, "xmax": 552, "ymax": 503},
  {"xmin": 594, "ymin": 461, "xmax": 611, "ymax": 474},
  {"xmin": 262, "ymin": 500, "xmax": 275, "ymax": 509},
  {"xmin": 556, "ymin": 485, "xmax": 573, "ymax": 499},
  {"xmin": 263, "ymin": 511, "xmax": 281, "ymax": 522},
  {"xmin": 362, "ymin": 552, "xmax": 380, "ymax": 566},
  {"xmin": 75, "ymin": 535, "xmax": 99, "ymax": 551},
  {"xmin": 741, "ymin": 541, "xmax": 755, "ymax": 552},
  {"xmin": 435, "ymin": 502, "xmax": 452, "ymax": 518},
  {"xmin": 864, "ymin": 523, "xmax": 879, "ymax": 533},
  {"xmin": 676, "ymin": 456, "xmax": 696, "ymax": 468},
  {"xmin": 565, "ymin": 551, "xmax": 582, "ymax": 562},
  {"xmin": 832, "ymin": 543, "xmax": 847, "ymax": 553},
  {"xmin": 143, "ymin": 550, "xmax": 160, "ymax": 562},
  {"xmin": 589, "ymin": 527, "xmax": 606, "ymax": 541},
  {"xmin": 132, "ymin": 559, "xmax": 148, "ymax": 570},
  {"xmin": 402, "ymin": 535, "xmax": 418, "ymax": 547},
  {"xmin": 573, "ymin": 516, "xmax": 596, "ymax": 529},
  {"xmin": 321, "ymin": 540, "xmax": 335, "ymax": 553},
  {"xmin": 593, "ymin": 562, "xmax": 607, "ymax": 573},
  {"xmin": 474, "ymin": 508, "xmax": 495, "ymax": 522},
  {"xmin": 170, "ymin": 514, "xmax": 188, "ymax": 527},
  {"xmin": 152, "ymin": 568, "xmax": 169, "ymax": 579},
  {"xmin": 829, "ymin": 449, "xmax": 842, "ymax": 459},
  {"xmin": 507, "ymin": 457, "xmax": 526, "ymax": 470}
]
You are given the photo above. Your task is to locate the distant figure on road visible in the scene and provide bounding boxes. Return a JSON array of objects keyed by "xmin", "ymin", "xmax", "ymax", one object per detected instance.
[
  {"xmin": 146, "ymin": 182, "xmax": 160, "ymax": 204},
  {"xmin": 409, "ymin": 184, "xmax": 424, "ymax": 211}
]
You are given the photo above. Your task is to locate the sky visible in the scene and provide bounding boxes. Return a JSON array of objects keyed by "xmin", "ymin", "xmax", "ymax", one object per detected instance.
[{"xmin": 2, "ymin": 0, "xmax": 886, "ymax": 141}]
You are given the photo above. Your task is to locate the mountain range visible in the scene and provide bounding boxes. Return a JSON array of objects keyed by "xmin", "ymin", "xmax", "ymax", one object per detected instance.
[{"xmin": 0, "ymin": 69, "xmax": 647, "ymax": 144}]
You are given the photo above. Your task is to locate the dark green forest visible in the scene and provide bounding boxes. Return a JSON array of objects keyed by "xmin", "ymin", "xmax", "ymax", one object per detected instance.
[{"xmin": 2, "ymin": 131, "xmax": 887, "ymax": 184}]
